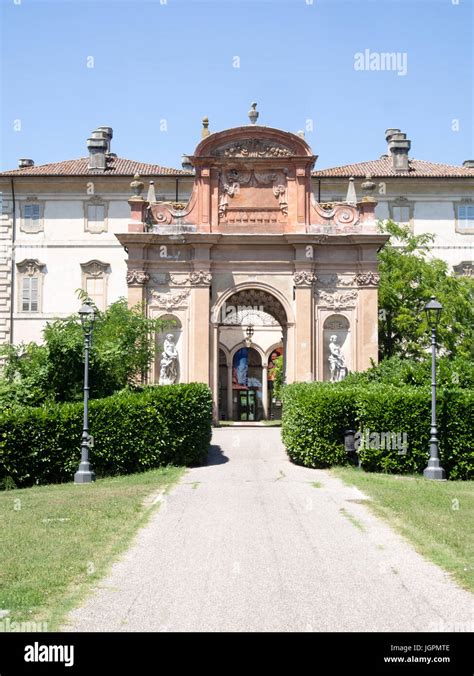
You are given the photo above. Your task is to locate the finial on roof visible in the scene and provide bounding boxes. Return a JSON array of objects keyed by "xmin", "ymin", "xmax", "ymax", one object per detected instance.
[
  {"xmin": 248, "ymin": 102, "xmax": 259, "ymax": 125},
  {"xmin": 345, "ymin": 176, "xmax": 357, "ymax": 205},
  {"xmin": 130, "ymin": 173, "xmax": 144, "ymax": 198},
  {"xmin": 297, "ymin": 130, "xmax": 305, "ymax": 138},
  {"xmin": 147, "ymin": 180, "xmax": 157, "ymax": 203},
  {"xmin": 202, "ymin": 116, "xmax": 210, "ymax": 139}
]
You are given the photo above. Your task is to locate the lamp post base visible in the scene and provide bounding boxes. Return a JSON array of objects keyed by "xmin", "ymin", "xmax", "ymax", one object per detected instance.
[
  {"xmin": 423, "ymin": 461, "xmax": 446, "ymax": 481},
  {"xmin": 74, "ymin": 462, "xmax": 96, "ymax": 484}
]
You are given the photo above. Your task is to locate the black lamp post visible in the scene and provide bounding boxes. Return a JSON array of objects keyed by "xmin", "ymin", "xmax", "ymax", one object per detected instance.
[
  {"xmin": 74, "ymin": 301, "xmax": 96, "ymax": 484},
  {"xmin": 423, "ymin": 296, "xmax": 445, "ymax": 481}
]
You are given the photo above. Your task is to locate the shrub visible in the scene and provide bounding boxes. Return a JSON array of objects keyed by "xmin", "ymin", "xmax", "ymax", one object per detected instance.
[
  {"xmin": 281, "ymin": 382, "xmax": 473, "ymax": 479},
  {"xmin": 355, "ymin": 384, "xmax": 430, "ymax": 474},
  {"xmin": 0, "ymin": 383, "xmax": 212, "ymax": 489},
  {"xmin": 281, "ymin": 382, "xmax": 357, "ymax": 468}
]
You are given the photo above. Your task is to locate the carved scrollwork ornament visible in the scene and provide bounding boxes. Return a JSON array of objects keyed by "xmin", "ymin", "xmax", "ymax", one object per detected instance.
[
  {"xmin": 293, "ymin": 271, "xmax": 317, "ymax": 286},
  {"xmin": 126, "ymin": 270, "xmax": 149, "ymax": 286}
]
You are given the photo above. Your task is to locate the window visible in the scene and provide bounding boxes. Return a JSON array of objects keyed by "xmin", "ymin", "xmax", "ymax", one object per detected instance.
[
  {"xmin": 20, "ymin": 199, "xmax": 44, "ymax": 233},
  {"xmin": 456, "ymin": 204, "xmax": 474, "ymax": 232},
  {"xmin": 17, "ymin": 259, "xmax": 45, "ymax": 313},
  {"xmin": 389, "ymin": 198, "xmax": 413, "ymax": 230},
  {"xmin": 80, "ymin": 260, "xmax": 109, "ymax": 310},
  {"xmin": 85, "ymin": 201, "xmax": 107, "ymax": 233},
  {"xmin": 391, "ymin": 205, "xmax": 410, "ymax": 224}
]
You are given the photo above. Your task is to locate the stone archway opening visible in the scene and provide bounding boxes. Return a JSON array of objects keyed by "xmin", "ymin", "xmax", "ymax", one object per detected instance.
[{"xmin": 215, "ymin": 287, "xmax": 287, "ymax": 422}]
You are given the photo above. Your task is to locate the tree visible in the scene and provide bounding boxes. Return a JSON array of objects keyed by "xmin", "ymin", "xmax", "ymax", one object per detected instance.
[
  {"xmin": 0, "ymin": 297, "xmax": 171, "ymax": 406},
  {"xmin": 377, "ymin": 220, "xmax": 474, "ymax": 361}
]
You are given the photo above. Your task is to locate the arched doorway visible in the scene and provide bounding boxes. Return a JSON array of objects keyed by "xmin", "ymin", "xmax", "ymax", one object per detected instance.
[{"xmin": 214, "ymin": 286, "xmax": 288, "ymax": 421}]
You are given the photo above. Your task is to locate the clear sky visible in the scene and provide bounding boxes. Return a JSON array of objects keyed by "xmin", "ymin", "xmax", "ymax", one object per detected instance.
[{"xmin": 0, "ymin": 0, "xmax": 473, "ymax": 172}]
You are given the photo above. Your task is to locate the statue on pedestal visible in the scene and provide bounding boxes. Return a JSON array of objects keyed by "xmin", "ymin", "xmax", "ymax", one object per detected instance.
[
  {"xmin": 328, "ymin": 335, "xmax": 347, "ymax": 382},
  {"xmin": 159, "ymin": 334, "xmax": 179, "ymax": 385}
]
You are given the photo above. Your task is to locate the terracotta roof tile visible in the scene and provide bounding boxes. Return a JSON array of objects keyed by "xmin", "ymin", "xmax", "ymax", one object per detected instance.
[
  {"xmin": 0, "ymin": 156, "xmax": 193, "ymax": 177},
  {"xmin": 312, "ymin": 157, "xmax": 474, "ymax": 178}
]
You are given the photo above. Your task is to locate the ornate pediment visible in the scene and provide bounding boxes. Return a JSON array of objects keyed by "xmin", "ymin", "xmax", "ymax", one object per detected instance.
[{"xmin": 211, "ymin": 138, "xmax": 295, "ymax": 159}]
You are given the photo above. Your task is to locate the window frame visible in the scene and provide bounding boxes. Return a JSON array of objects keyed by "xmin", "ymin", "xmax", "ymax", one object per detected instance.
[
  {"xmin": 455, "ymin": 202, "xmax": 474, "ymax": 234},
  {"xmin": 84, "ymin": 198, "xmax": 108, "ymax": 234},
  {"xmin": 16, "ymin": 259, "xmax": 45, "ymax": 313},
  {"xmin": 20, "ymin": 198, "xmax": 44, "ymax": 234}
]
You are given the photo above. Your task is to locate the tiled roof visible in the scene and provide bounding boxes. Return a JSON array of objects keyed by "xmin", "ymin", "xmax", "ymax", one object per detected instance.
[
  {"xmin": 312, "ymin": 157, "xmax": 474, "ymax": 178},
  {"xmin": 0, "ymin": 156, "xmax": 193, "ymax": 177}
]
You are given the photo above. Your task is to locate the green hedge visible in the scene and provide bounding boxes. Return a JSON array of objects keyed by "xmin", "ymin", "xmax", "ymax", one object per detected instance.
[
  {"xmin": 281, "ymin": 382, "xmax": 473, "ymax": 479},
  {"xmin": 0, "ymin": 383, "xmax": 213, "ymax": 489},
  {"xmin": 281, "ymin": 382, "xmax": 357, "ymax": 468}
]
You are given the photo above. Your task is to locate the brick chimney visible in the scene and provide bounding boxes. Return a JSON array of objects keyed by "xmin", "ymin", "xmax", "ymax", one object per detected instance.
[
  {"xmin": 18, "ymin": 159, "xmax": 34, "ymax": 168},
  {"xmin": 385, "ymin": 128, "xmax": 411, "ymax": 172},
  {"xmin": 87, "ymin": 126, "xmax": 113, "ymax": 170}
]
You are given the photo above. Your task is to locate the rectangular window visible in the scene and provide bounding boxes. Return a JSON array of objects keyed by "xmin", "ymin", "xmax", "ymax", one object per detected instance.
[
  {"xmin": 458, "ymin": 205, "xmax": 474, "ymax": 229},
  {"xmin": 24, "ymin": 203, "xmax": 40, "ymax": 227},
  {"xmin": 21, "ymin": 276, "xmax": 38, "ymax": 312},
  {"xmin": 85, "ymin": 276, "xmax": 105, "ymax": 311},
  {"xmin": 392, "ymin": 205, "xmax": 410, "ymax": 223},
  {"xmin": 87, "ymin": 204, "xmax": 105, "ymax": 229}
]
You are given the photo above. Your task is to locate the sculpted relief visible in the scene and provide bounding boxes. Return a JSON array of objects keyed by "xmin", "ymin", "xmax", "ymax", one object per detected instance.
[{"xmin": 218, "ymin": 168, "xmax": 288, "ymax": 223}]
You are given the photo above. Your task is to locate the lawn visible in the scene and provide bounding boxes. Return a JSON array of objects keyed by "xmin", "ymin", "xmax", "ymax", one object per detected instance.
[
  {"xmin": 332, "ymin": 467, "xmax": 474, "ymax": 593},
  {"xmin": 0, "ymin": 466, "xmax": 184, "ymax": 631}
]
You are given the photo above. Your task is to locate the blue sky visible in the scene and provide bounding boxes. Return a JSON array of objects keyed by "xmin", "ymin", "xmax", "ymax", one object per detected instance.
[{"xmin": 1, "ymin": 0, "xmax": 473, "ymax": 171}]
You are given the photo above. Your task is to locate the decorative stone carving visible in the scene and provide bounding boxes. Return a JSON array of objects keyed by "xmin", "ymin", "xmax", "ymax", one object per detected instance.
[
  {"xmin": 130, "ymin": 173, "xmax": 144, "ymax": 197},
  {"xmin": 317, "ymin": 290, "xmax": 358, "ymax": 310},
  {"xmin": 293, "ymin": 271, "xmax": 316, "ymax": 286},
  {"xmin": 169, "ymin": 271, "xmax": 212, "ymax": 286},
  {"xmin": 151, "ymin": 290, "xmax": 190, "ymax": 310},
  {"xmin": 80, "ymin": 260, "xmax": 109, "ymax": 277},
  {"xmin": 212, "ymin": 138, "xmax": 294, "ymax": 158},
  {"xmin": 222, "ymin": 289, "xmax": 287, "ymax": 326},
  {"xmin": 16, "ymin": 258, "xmax": 45, "ymax": 276},
  {"xmin": 317, "ymin": 274, "xmax": 355, "ymax": 288},
  {"xmin": 218, "ymin": 169, "xmax": 288, "ymax": 220},
  {"xmin": 159, "ymin": 334, "xmax": 179, "ymax": 385},
  {"xmin": 126, "ymin": 270, "xmax": 149, "ymax": 286},
  {"xmin": 328, "ymin": 335, "xmax": 348, "ymax": 382},
  {"xmin": 355, "ymin": 272, "xmax": 380, "ymax": 286}
]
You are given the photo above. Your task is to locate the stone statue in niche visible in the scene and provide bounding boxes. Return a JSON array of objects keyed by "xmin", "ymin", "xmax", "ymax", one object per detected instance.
[
  {"xmin": 328, "ymin": 335, "xmax": 347, "ymax": 382},
  {"xmin": 159, "ymin": 334, "xmax": 179, "ymax": 385}
]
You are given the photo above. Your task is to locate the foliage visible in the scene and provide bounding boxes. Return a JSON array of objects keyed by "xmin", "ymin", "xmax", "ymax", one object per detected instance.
[
  {"xmin": 343, "ymin": 354, "xmax": 474, "ymax": 389},
  {"xmin": 0, "ymin": 383, "xmax": 213, "ymax": 489},
  {"xmin": 282, "ymin": 381, "xmax": 473, "ymax": 479},
  {"xmin": 269, "ymin": 354, "xmax": 284, "ymax": 399},
  {"xmin": 281, "ymin": 382, "xmax": 357, "ymax": 468},
  {"xmin": 0, "ymin": 297, "xmax": 171, "ymax": 406},
  {"xmin": 377, "ymin": 220, "xmax": 474, "ymax": 360}
]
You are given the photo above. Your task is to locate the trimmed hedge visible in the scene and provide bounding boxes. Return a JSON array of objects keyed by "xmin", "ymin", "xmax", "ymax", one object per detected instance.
[
  {"xmin": 281, "ymin": 382, "xmax": 357, "ymax": 468},
  {"xmin": 0, "ymin": 383, "xmax": 213, "ymax": 489},
  {"xmin": 282, "ymin": 382, "xmax": 473, "ymax": 479}
]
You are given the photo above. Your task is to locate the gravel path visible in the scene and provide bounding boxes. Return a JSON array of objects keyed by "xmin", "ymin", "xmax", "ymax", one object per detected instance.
[{"xmin": 63, "ymin": 427, "xmax": 473, "ymax": 632}]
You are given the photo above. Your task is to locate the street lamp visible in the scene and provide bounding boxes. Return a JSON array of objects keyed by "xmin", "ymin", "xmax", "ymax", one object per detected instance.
[
  {"xmin": 245, "ymin": 325, "xmax": 254, "ymax": 348},
  {"xmin": 423, "ymin": 296, "xmax": 445, "ymax": 481},
  {"xmin": 74, "ymin": 301, "xmax": 96, "ymax": 484}
]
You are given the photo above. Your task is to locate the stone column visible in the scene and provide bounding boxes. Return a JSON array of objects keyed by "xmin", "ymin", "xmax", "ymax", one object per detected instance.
[
  {"xmin": 227, "ymin": 362, "xmax": 233, "ymax": 421},
  {"xmin": 188, "ymin": 249, "xmax": 212, "ymax": 385},
  {"xmin": 126, "ymin": 269, "xmax": 149, "ymax": 309},
  {"xmin": 211, "ymin": 323, "xmax": 219, "ymax": 421},
  {"xmin": 293, "ymin": 270, "xmax": 316, "ymax": 381},
  {"xmin": 355, "ymin": 272, "xmax": 380, "ymax": 370},
  {"xmin": 262, "ymin": 364, "xmax": 269, "ymax": 420}
]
